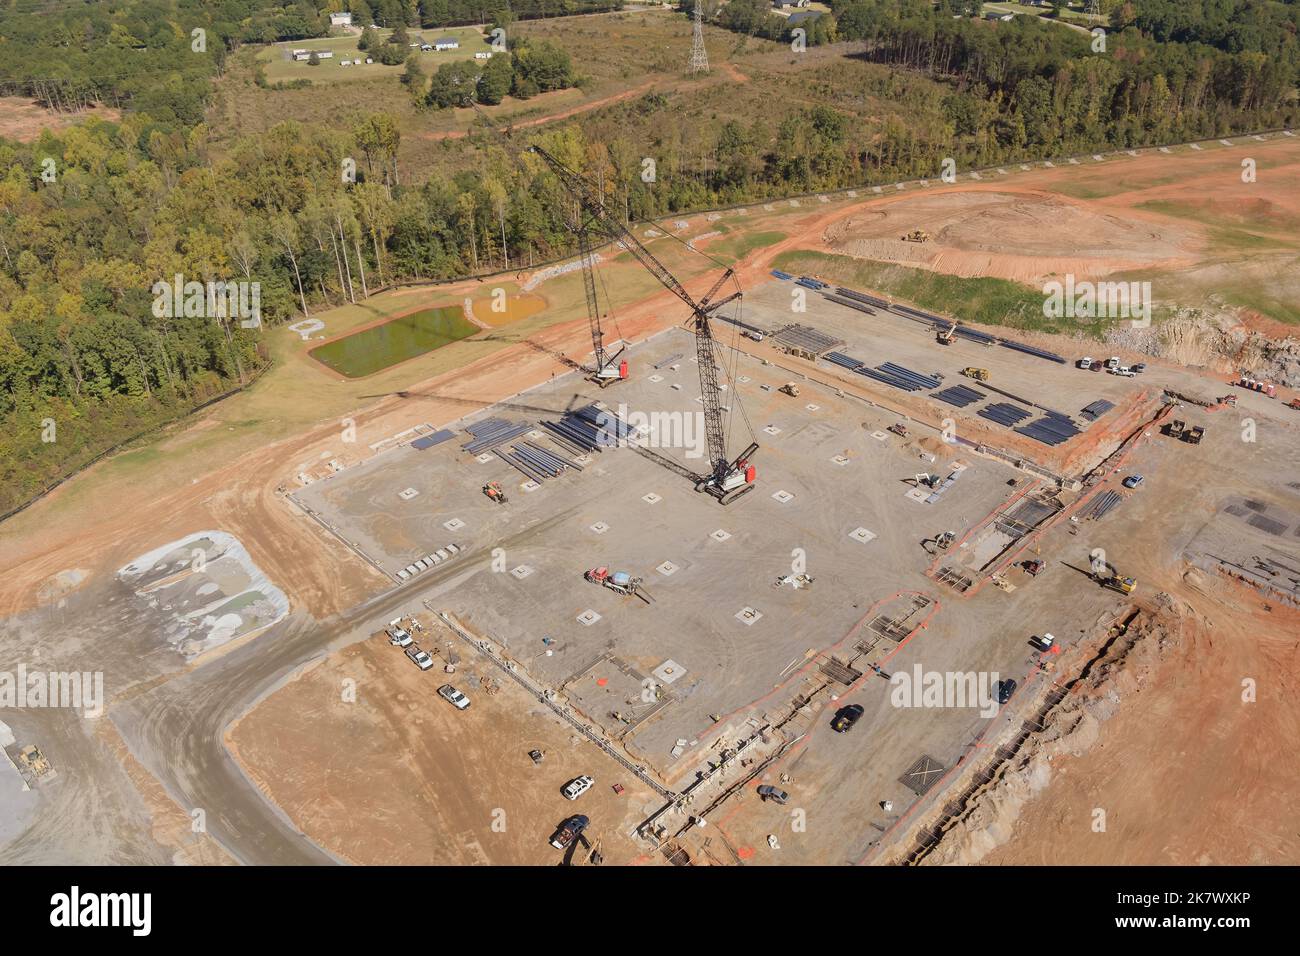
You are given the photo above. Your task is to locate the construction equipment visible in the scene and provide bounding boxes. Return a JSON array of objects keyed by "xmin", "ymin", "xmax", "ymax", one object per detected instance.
[
  {"xmin": 576, "ymin": 225, "xmax": 629, "ymax": 388},
  {"xmin": 961, "ymin": 367, "xmax": 990, "ymax": 382},
  {"xmin": 585, "ymin": 567, "xmax": 653, "ymax": 603},
  {"xmin": 1095, "ymin": 565, "xmax": 1137, "ymax": 595},
  {"xmin": 482, "ymin": 480, "xmax": 508, "ymax": 504},
  {"xmin": 1022, "ymin": 559, "xmax": 1045, "ymax": 576},
  {"xmin": 922, "ymin": 530, "xmax": 956, "ymax": 555},
  {"xmin": 17, "ymin": 745, "xmax": 53, "ymax": 781},
  {"xmin": 526, "ymin": 143, "xmax": 758, "ymax": 505},
  {"xmin": 1164, "ymin": 419, "xmax": 1185, "ymax": 439},
  {"xmin": 887, "ymin": 422, "xmax": 909, "ymax": 438},
  {"xmin": 902, "ymin": 230, "xmax": 930, "ymax": 242},
  {"xmin": 936, "ymin": 325, "xmax": 955, "ymax": 346},
  {"xmin": 778, "ymin": 382, "xmax": 800, "ymax": 397},
  {"xmin": 1183, "ymin": 425, "xmax": 1205, "ymax": 445},
  {"xmin": 773, "ymin": 572, "xmax": 814, "ymax": 589}
]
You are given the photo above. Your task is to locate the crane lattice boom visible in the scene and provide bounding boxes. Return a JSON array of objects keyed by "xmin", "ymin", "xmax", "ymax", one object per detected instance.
[{"xmin": 527, "ymin": 144, "xmax": 747, "ymax": 482}]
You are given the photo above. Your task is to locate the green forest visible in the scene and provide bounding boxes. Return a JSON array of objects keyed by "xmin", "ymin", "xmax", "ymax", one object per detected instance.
[{"xmin": 0, "ymin": 0, "xmax": 1297, "ymax": 514}]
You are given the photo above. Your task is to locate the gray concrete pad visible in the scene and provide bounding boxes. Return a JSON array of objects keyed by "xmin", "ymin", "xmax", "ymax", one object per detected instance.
[{"xmin": 293, "ymin": 328, "xmax": 1028, "ymax": 777}]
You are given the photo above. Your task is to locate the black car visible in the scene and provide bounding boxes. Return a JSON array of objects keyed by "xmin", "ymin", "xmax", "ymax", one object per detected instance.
[
  {"xmin": 831, "ymin": 704, "xmax": 865, "ymax": 733},
  {"xmin": 997, "ymin": 679, "xmax": 1017, "ymax": 705},
  {"xmin": 756, "ymin": 785, "xmax": 790, "ymax": 805}
]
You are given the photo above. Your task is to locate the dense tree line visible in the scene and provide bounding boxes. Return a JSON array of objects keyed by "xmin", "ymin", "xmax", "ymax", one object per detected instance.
[
  {"xmin": 715, "ymin": 0, "xmax": 838, "ymax": 46},
  {"xmin": 1115, "ymin": 0, "xmax": 1300, "ymax": 66},
  {"xmin": 406, "ymin": 0, "xmax": 624, "ymax": 28},
  {"xmin": 422, "ymin": 37, "xmax": 578, "ymax": 107},
  {"xmin": 823, "ymin": 0, "xmax": 1295, "ymax": 152}
]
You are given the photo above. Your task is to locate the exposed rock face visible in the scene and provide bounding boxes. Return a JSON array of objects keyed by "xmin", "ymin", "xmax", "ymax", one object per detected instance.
[{"xmin": 1104, "ymin": 308, "xmax": 1300, "ymax": 387}]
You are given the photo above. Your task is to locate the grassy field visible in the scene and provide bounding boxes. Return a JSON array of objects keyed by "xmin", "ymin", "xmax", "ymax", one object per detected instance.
[
  {"xmin": 210, "ymin": 9, "xmax": 957, "ymax": 182},
  {"xmin": 707, "ymin": 230, "xmax": 787, "ymax": 265},
  {"xmin": 257, "ymin": 25, "xmax": 492, "ymax": 85},
  {"xmin": 772, "ymin": 249, "xmax": 1109, "ymax": 336},
  {"xmin": 308, "ymin": 305, "xmax": 480, "ymax": 378}
]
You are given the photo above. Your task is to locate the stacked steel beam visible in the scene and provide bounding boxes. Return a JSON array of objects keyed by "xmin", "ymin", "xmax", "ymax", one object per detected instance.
[
  {"xmin": 1015, "ymin": 412, "xmax": 1081, "ymax": 446},
  {"xmin": 462, "ymin": 418, "xmax": 536, "ymax": 455},
  {"xmin": 824, "ymin": 293, "xmax": 877, "ymax": 316},
  {"xmin": 999, "ymin": 340, "xmax": 1067, "ymax": 364},
  {"xmin": 1080, "ymin": 490, "xmax": 1123, "ymax": 521},
  {"xmin": 825, "ymin": 351, "xmax": 864, "ymax": 371},
  {"xmin": 835, "ymin": 287, "xmax": 890, "ymax": 310},
  {"xmin": 1080, "ymin": 399, "xmax": 1116, "ymax": 421},
  {"xmin": 932, "ymin": 384, "xmax": 987, "ymax": 408},
  {"xmin": 849, "ymin": 361, "xmax": 942, "ymax": 393},
  {"xmin": 979, "ymin": 403, "xmax": 1033, "ymax": 427},
  {"xmin": 878, "ymin": 362, "xmax": 942, "ymax": 389},
  {"xmin": 540, "ymin": 404, "xmax": 632, "ymax": 453}
]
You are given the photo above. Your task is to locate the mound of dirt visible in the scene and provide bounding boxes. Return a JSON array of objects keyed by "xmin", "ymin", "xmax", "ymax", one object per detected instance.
[{"xmin": 823, "ymin": 190, "xmax": 1199, "ymax": 284}]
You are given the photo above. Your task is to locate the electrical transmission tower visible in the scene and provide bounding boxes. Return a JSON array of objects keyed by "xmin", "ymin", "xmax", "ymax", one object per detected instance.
[
  {"xmin": 689, "ymin": 3, "xmax": 709, "ymax": 76},
  {"xmin": 1086, "ymin": 0, "xmax": 1101, "ymax": 20}
]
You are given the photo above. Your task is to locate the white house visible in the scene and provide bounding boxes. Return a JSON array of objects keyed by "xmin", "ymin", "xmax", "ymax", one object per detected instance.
[
  {"xmin": 329, "ymin": 12, "xmax": 352, "ymax": 27},
  {"xmin": 434, "ymin": 37, "xmax": 459, "ymax": 51}
]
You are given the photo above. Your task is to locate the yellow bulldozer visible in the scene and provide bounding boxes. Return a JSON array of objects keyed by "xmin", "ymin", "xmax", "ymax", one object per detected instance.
[
  {"xmin": 902, "ymin": 230, "xmax": 931, "ymax": 243},
  {"xmin": 961, "ymin": 367, "xmax": 990, "ymax": 382}
]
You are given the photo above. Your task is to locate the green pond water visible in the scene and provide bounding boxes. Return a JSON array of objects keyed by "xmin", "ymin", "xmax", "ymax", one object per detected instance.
[{"xmin": 310, "ymin": 306, "xmax": 479, "ymax": 377}]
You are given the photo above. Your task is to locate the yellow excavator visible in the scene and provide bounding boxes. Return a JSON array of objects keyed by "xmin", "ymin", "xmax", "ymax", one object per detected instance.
[
  {"xmin": 902, "ymin": 230, "xmax": 930, "ymax": 242},
  {"xmin": 1096, "ymin": 565, "xmax": 1137, "ymax": 595},
  {"xmin": 961, "ymin": 367, "xmax": 990, "ymax": 382}
]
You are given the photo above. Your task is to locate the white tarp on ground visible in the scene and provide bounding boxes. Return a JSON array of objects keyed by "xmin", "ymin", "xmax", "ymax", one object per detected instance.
[{"xmin": 117, "ymin": 531, "xmax": 289, "ymax": 659}]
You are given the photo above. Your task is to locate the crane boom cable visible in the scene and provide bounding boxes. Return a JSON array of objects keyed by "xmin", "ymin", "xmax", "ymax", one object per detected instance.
[{"xmin": 463, "ymin": 104, "xmax": 756, "ymax": 489}]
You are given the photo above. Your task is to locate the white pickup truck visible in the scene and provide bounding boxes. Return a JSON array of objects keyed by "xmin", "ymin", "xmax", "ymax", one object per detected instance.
[{"xmin": 405, "ymin": 646, "xmax": 434, "ymax": 670}]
